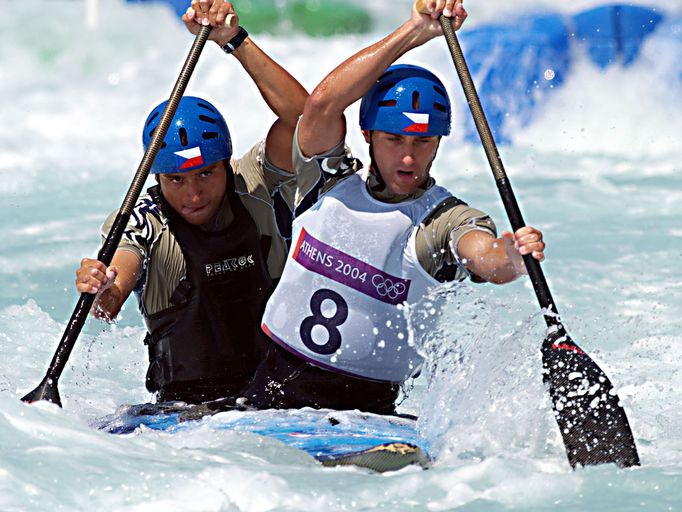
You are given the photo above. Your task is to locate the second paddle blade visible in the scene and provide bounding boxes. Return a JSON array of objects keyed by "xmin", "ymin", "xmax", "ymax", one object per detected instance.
[
  {"xmin": 542, "ymin": 328, "xmax": 640, "ymax": 468},
  {"xmin": 21, "ymin": 375, "xmax": 62, "ymax": 406}
]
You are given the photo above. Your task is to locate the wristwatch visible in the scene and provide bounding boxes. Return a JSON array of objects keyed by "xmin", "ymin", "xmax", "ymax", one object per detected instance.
[{"xmin": 221, "ymin": 27, "xmax": 249, "ymax": 54}]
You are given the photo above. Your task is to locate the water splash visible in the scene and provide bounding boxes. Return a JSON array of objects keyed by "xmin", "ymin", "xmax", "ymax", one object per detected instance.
[{"xmin": 405, "ymin": 283, "xmax": 561, "ymax": 465}]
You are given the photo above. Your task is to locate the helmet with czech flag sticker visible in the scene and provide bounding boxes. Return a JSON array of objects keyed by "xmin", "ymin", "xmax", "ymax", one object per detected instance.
[
  {"xmin": 142, "ymin": 96, "xmax": 232, "ymax": 174},
  {"xmin": 359, "ymin": 64, "xmax": 451, "ymax": 137}
]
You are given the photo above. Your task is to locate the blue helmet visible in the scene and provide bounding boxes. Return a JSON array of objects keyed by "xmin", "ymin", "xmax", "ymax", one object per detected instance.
[
  {"xmin": 143, "ymin": 96, "xmax": 232, "ymax": 174},
  {"xmin": 359, "ymin": 64, "xmax": 451, "ymax": 137}
]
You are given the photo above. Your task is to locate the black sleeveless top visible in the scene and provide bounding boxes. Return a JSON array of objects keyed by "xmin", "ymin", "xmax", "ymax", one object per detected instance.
[{"xmin": 143, "ymin": 176, "xmax": 273, "ymax": 403}]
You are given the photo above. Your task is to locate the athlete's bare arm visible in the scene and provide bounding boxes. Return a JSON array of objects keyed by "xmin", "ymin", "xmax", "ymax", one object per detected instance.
[
  {"xmin": 457, "ymin": 226, "xmax": 545, "ymax": 284},
  {"xmin": 183, "ymin": 0, "xmax": 308, "ymax": 172}
]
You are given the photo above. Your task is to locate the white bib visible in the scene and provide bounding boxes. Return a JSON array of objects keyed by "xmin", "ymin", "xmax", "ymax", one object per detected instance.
[{"xmin": 262, "ymin": 171, "xmax": 451, "ymax": 382}]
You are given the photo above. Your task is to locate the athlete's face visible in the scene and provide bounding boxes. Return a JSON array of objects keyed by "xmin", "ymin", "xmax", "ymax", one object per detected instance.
[
  {"xmin": 159, "ymin": 161, "xmax": 227, "ymax": 225},
  {"xmin": 364, "ymin": 130, "xmax": 440, "ymax": 196}
]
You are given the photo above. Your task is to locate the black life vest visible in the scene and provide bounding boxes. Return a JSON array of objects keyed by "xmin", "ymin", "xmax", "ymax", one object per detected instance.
[{"xmin": 143, "ymin": 177, "xmax": 273, "ymax": 403}]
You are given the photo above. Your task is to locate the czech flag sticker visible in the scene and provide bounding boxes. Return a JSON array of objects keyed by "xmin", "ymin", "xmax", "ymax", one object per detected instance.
[
  {"xmin": 403, "ymin": 112, "xmax": 430, "ymax": 133},
  {"xmin": 175, "ymin": 146, "xmax": 203, "ymax": 170}
]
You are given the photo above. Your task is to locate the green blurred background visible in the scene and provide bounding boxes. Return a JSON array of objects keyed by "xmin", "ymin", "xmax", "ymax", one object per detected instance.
[{"xmin": 146, "ymin": 0, "xmax": 374, "ymax": 36}]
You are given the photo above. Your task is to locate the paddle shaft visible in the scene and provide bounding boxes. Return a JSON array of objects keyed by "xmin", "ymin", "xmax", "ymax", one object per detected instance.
[
  {"xmin": 435, "ymin": 16, "xmax": 640, "ymax": 468},
  {"xmin": 22, "ymin": 26, "xmax": 213, "ymax": 406},
  {"xmin": 436, "ymin": 17, "xmax": 561, "ymax": 328}
]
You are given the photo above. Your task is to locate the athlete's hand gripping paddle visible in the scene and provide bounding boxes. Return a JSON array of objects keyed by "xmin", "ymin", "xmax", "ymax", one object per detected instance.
[
  {"xmin": 20, "ymin": 21, "xmax": 226, "ymax": 407},
  {"xmin": 416, "ymin": 0, "xmax": 640, "ymax": 468}
]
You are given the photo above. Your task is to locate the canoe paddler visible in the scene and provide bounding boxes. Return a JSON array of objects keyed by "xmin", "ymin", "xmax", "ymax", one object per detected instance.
[
  {"xmin": 75, "ymin": 0, "xmax": 309, "ymax": 404},
  {"xmin": 239, "ymin": 0, "xmax": 546, "ymax": 414}
]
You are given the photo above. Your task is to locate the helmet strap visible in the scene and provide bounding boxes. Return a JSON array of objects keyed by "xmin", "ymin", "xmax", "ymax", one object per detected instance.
[
  {"xmin": 225, "ymin": 160, "xmax": 236, "ymax": 190},
  {"xmin": 426, "ymin": 137, "xmax": 443, "ymax": 175},
  {"xmin": 367, "ymin": 131, "xmax": 386, "ymax": 189}
]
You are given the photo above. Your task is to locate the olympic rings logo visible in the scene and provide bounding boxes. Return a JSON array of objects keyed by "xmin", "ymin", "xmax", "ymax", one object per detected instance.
[{"xmin": 371, "ymin": 274, "xmax": 407, "ymax": 300}]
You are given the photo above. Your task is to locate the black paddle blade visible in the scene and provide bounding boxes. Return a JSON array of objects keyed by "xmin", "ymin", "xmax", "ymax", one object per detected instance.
[
  {"xmin": 542, "ymin": 328, "xmax": 640, "ymax": 468},
  {"xmin": 21, "ymin": 375, "xmax": 62, "ymax": 407}
]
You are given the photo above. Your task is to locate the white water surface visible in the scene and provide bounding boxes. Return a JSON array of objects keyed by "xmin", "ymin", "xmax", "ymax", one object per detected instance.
[{"xmin": 1, "ymin": 1, "xmax": 681, "ymax": 510}]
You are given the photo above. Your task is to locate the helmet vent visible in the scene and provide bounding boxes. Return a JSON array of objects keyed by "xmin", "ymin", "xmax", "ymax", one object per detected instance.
[
  {"xmin": 179, "ymin": 128, "xmax": 188, "ymax": 146},
  {"xmin": 377, "ymin": 80, "xmax": 397, "ymax": 93},
  {"xmin": 199, "ymin": 114, "xmax": 218, "ymax": 125},
  {"xmin": 412, "ymin": 91, "xmax": 420, "ymax": 110},
  {"xmin": 202, "ymin": 132, "xmax": 219, "ymax": 140},
  {"xmin": 148, "ymin": 128, "xmax": 167, "ymax": 149},
  {"xmin": 433, "ymin": 102, "xmax": 447, "ymax": 113},
  {"xmin": 197, "ymin": 102, "xmax": 216, "ymax": 113},
  {"xmin": 145, "ymin": 112, "xmax": 159, "ymax": 128},
  {"xmin": 378, "ymin": 100, "xmax": 396, "ymax": 107},
  {"xmin": 433, "ymin": 85, "xmax": 447, "ymax": 98}
]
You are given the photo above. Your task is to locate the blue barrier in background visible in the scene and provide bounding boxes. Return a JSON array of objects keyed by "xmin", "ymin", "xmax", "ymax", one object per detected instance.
[
  {"xmin": 460, "ymin": 13, "xmax": 570, "ymax": 143},
  {"xmin": 458, "ymin": 4, "xmax": 666, "ymax": 142},
  {"xmin": 573, "ymin": 4, "xmax": 664, "ymax": 68}
]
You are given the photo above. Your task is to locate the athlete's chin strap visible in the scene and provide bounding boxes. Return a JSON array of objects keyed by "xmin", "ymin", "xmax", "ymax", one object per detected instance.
[
  {"xmin": 367, "ymin": 131, "xmax": 387, "ymax": 190},
  {"xmin": 426, "ymin": 138, "xmax": 441, "ymax": 176}
]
